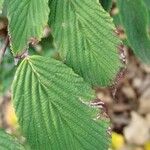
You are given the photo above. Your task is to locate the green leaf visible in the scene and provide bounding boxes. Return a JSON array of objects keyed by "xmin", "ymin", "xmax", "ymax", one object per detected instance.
[
  {"xmin": 1, "ymin": 0, "xmax": 8, "ymax": 17},
  {"xmin": 117, "ymin": 0, "xmax": 150, "ymax": 64},
  {"xmin": 99, "ymin": 0, "xmax": 112, "ymax": 11},
  {"xmin": 0, "ymin": 0, "xmax": 4, "ymax": 11},
  {"xmin": 0, "ymin": 129, "xmax": 24, "ymax": 150},
  {"xmin": 49, "ymin": 0, "xmax": 122, "ymax": 87},
  {"xmin": 7, "ymin": 0, "xmax": 50, "ymax": 56},
  {"xmin": 12, "ymin": 55, "xmax": 110, "ymax": 150}
]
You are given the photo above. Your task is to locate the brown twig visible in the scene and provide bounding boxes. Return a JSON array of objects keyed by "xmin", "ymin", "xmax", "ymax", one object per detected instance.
[{"xmin": 0, "ymin": 35, "xmax": 9, "ymax": 64}]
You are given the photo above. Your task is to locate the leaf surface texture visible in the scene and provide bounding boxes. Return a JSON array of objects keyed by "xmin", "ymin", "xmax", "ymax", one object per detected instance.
[
  {"xmin": 12, "ymin": 56, "xmax": 110, "ymax": 150},
  {"xmin": 7, "ymin": 0, "xmax": 50, "ymax": 56},
  {"xmin": 0, "ymin": 129, "xmax": 24, "ymax": 150},
  {"xmin": 49, "ymin": 0, "xmax": 121, "ymax": 86}
]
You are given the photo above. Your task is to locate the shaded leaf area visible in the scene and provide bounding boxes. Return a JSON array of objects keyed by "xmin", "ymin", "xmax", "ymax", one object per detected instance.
[
  {"xmin": 1, "ymin": 0, "xmax": 8, "ymax": 17},
  {"xmin": 0, "ymin": 42, "xmax": 15, "ymax": 96},
  {"xmin": 99, "ymin": 0, "xmax": 112, "ymax": 11},
  {"xmin": 117, "ymin": 0, "xmax": 150, "ymax": 64},
  {"xmin": 12, "ymin": 56, "xmax": 110, "ymax": 150},
  {"xmin": 7, "ymin": 0, "xmax": 50, "ymax": 56},
  {"xmin": 143, "ymin": 0, "xmax": 150, "ymax": 29},
  {"xmin": 0, "ymin": 129, "xmax": 24, "ymax": 150},
  {"xmin": 49, "ymin": 0, "xmax": 121, "ymax": 87},
  {"xmin": 29, "ymin": 34, "xmax": 58, "ymax": 58}
]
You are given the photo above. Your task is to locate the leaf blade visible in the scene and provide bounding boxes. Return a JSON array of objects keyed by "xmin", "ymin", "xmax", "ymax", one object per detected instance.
[
  {"xmin": 12, "ymin": 55, "xmax": 110, "ymax": 150},
  {"xmin": 117, "ymin": 0, "xmax": 150, "ymax": 64},
  {"xmin": 7, "ymin": 0, "xmax": 50, "ymax": 56},
  {"xmin": 0, "ymin": 129, "xmax": 24, "ymax": 150},
  {"xmin": 49, "ymin": 0, "xmax": 121, "ymax": 86}
]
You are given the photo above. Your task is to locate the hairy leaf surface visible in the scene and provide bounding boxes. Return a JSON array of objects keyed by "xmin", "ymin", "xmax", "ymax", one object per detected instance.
[
  {"xmin": 7, "ymin": 0, "xmax": 50, "ymax": 56},
  {"xmin": 0, "ymin": 129, "xmax": 24, "ymax": 150},
  {"xmin": 12, "ymin": 56, "xmax": 110, "ymax": 150},
  {"xmin": 49, "ymin": 0, "xmax": 121, "ymax": 86},
  {"xmin": 118, "ymin": 0, "xmax": 150, "ymax": 64}
]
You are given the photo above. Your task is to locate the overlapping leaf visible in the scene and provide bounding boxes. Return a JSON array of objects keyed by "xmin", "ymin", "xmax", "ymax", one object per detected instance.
[
  {"xmin": 12, "ymin": 56, "xmax": 110, "ymax": 150},
  {"xmin": 7, "ymin": 0, "xmax": 50, "ymax": 56},
  {"xmin": 49, "ymin": 0, "xmax": 121, "ymax": 86},
  {"xmin": 0, "ymin": 129, "xmax": 24, "ymax": 150},
  {"xmin": 118, "ymin": 0, "xmax": 150, "ymax": 64}
]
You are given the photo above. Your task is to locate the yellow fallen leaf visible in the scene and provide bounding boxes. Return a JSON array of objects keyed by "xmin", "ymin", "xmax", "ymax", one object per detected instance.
[
  {"xmin": 112, "ymin": 132, "xmax": 124, "ymax": 150},
  {"xmin": 5, "ymin": 102, "xmax": 18, "ymax": 128},
  {"xmin": 144, "ymin": 141, "xmax": 150, "ymax": 150}
]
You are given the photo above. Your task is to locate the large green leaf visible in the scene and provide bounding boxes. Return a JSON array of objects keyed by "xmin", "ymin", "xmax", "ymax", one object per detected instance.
[
  {"xmin": 49, "ymin": 0, "xmax": 121, "ymax": 87},
  {"xmin": 12, "ymin": 56, "xmax": 110, "ymax": 150},
  {"xmin": 117, "ymin": 0, "xmax": 150, "ymax": 64},
  {"xmin": 7, "ymin": 0, "xmax": 50, "ymax": 56},
  {"xmin": 0, "ymin": 129, "xmax": 24, "ymax": 150}
]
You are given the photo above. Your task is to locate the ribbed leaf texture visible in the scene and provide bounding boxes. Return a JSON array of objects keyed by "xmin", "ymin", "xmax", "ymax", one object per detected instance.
[
  {"xmin": 7, "ymin": 0, "xmax": 50, "ymax": 56},
  {"xmin": 49, "ymin": 0, "xmax": 121, "ymax": 87},
  {"xmin": 12, "ymin": 56, "xmax": 110, "ymax": 150},
  {"xmin": 118, "ymin": 0, "xmax": 150, "ymax": 64},
  {"xmin": 0, "ymin": 129, "xmax": 24, "ymax": 150}
]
